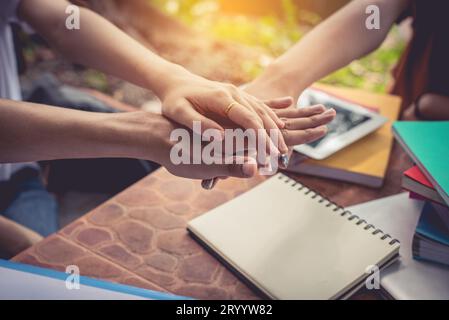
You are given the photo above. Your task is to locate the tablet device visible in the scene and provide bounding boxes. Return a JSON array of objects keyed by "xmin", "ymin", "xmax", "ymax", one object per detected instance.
[{"xmin": 294, "ymin": 87, "xmax": 387, "ymax": 160}]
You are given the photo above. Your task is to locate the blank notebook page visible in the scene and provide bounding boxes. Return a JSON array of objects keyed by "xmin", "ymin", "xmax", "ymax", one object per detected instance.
[{"xmin": 188, "ymin": 174, "xmax": 399, "ymax": 299}]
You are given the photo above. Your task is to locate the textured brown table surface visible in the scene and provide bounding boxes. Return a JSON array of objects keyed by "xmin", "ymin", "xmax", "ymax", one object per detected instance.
[{"xmin": 12, "ymin": 144, "xmax": 411, "ymax": 299}]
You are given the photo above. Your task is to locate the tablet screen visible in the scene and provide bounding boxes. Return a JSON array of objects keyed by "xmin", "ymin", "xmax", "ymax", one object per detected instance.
[{"xmin": 299, "ymin": 91, "xmax": 372, "ymax": 148}]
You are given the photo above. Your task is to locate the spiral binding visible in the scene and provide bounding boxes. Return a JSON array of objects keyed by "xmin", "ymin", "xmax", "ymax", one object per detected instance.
[{"xmin": 277, "ymin": 174, "xmax": 400, "ymax": 246}]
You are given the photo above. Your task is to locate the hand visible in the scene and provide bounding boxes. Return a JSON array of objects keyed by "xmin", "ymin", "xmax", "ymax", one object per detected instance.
[
  {"xmin": 160, "ymin": 74, "xmax": 289, "ymax": 154},
  {"xmin": 245, "ymin": 84, "xmax": 336, "ymax": 147},
  {"xmin": 272, "ymin": 103, "xmax": 336, "ymax": 146},
  {"xmin": 151, "ymin": 114, "xmax": 258, "ymax": 180}
]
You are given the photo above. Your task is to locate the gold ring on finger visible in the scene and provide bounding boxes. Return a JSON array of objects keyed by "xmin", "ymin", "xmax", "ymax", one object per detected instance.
[{"xmin": 225, "ymin": 102, "xmax": 238, "ymax": 116}]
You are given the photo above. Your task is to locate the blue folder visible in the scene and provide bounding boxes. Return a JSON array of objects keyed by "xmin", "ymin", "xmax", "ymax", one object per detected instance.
[{"xmin": 0, "ymin": 259, "xmax": 189, "ymax": 300}]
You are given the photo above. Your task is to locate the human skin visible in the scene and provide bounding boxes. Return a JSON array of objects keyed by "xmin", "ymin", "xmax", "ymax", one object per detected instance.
[
  {"xmin": 18, "ymin": 0, "xmax": 290, "ymax": 153},
  {"xmin": 245, "ymin": 0, "xmax": 410, "ymax": 102},
  {"xmin": 0, "ymin": 99, "xmax": 333, "ymax": 179},
  {"xmin": 0, "ymin": 0, "xmax": 336, "ymax": 180}
]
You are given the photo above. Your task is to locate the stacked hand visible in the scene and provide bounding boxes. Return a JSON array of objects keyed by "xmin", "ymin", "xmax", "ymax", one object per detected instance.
[
  {"xmin": 155, "ymin": 76, "xmax": 336, "ymax": 180},
  {"xmin": 160, "ymin": 75, "xmax": 289, "ymax": 155}
]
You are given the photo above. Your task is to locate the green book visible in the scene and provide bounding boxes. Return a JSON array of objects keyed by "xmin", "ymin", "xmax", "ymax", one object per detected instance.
[{"xmin": 393, "ymin": 121, "xmax": 449, "ymax": 207}]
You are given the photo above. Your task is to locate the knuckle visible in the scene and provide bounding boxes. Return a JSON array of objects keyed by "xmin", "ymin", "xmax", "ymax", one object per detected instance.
[
  {"xmin": 289, "ymin": 109, "xmax": 301, "ymax": 117},
  {"xmin": 305, "ymin": 128, "xmax": 314, "ymax": 136},
  {"xmin": 216, "ymin": 89, "xmax": 230, "ymax": 99},
  {"xmin": 310, "ymin": 114, "xmax": 321, "ymax": 123},
  {"xmin": 281, "ymin": 128, "xmax": 289, "ymax": 141},
  {"xmin": 174, "ymin": 104, "xmax": 187, "ymax": 116}
]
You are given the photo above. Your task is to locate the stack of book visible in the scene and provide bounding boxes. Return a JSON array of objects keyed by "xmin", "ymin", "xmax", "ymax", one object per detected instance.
[{"xmin": 393, "ymin": 121, "xmax": 449, "ymax": 267}]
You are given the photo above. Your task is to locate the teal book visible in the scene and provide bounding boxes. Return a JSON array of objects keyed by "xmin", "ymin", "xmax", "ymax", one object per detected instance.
[{"xmin": 393, "ymin": 121, "xmax": 449, "ymax": 207}]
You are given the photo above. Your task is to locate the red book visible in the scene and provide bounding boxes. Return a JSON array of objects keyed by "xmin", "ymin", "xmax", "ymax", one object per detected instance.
[{"xmin": 403, "ymin": 166, "xmax": 446, "ymax": 206}]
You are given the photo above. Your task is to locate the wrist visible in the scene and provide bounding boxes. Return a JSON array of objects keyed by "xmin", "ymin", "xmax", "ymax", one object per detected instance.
[
  {"xmin": 248, "ymin": 61, "xmax": 308, "ymax": 101},
  {"xmin": 147, "ymin": 63, "xmax": 199, "ymax": 100},
  {"xmin": 102, "ymin": 112, "xmax": 176, "ymax": 164}
]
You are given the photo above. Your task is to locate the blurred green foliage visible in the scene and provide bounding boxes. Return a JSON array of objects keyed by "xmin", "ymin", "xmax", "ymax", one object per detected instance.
[
  {"xmin": 152, "ymin": 0, "xmax": 406, "ymax": 92},
  {"xmin": 83, "ymin": 69, "xmax": 109, "ymax": 92}
]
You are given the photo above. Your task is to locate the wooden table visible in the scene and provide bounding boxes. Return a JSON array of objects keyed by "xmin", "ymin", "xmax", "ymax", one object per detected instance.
[{"xmin": 12, "ymin": 142, "xmax": 411, "ymax": 299}]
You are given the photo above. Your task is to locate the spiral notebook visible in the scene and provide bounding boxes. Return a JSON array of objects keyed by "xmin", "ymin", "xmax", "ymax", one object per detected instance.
[{"xmin": 187, "ymin": 174, "xmax": 400, "ymax": 299}]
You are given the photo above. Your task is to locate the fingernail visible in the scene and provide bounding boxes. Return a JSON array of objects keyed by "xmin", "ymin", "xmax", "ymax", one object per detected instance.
[
  {"xmin": 201, "ymin": 178, "xmax": 218, "ymax": 190},
  {"xmin": 279, "ymin": 153, "xmax": 289, "ymax": 168},
  {"xmin": 322, "ymin": 108, "xmax": 336, "ymax": 116},
  {"xmin": 242, "ymin": 163, "xmax": 255, "ymax": 177},
  {"xmin": 318, "ymin": 125, "xmax": 328, "ymax": 133}
]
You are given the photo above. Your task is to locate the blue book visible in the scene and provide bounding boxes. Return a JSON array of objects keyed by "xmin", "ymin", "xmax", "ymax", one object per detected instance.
[
  {"xmin": 413, "ymin": 202, "xmax": 449, "ymax": 266},
  {"xmin": 0, "ymin": 259, "xmax": 189, "ymax": 300},
  {"xmin": 393, "ymin": 121, "xmax": 449, "ymax": 207}
]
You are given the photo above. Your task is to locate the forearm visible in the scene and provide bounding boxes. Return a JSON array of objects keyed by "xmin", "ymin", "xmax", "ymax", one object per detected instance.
[
  {"xmin": 249, "ymin": 0, "xmax": 409, "ymax": 100},
  {"xmin": 19, "ymin": 0, "xmax": 195, "ymax": 99},
  {"xmin": 0, "ymin": 99, "xmax": 172, "ymax": 163}
]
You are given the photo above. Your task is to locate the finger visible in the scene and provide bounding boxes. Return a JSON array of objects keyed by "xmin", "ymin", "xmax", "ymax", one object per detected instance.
[
  {"xmin": 227, "ymin": 95, "xmax": 277, "ymax": 155},
  {"xmin": 283, "ymin": 125, "xmax": 329, "ymax": 146},
  {"xmin": 283, "ymin": 108, "xmax": 336, "ymax": 131},
  {"xmin": 274, "ymin": 104, "xmax": 326, "ymax": 119},
  {"xmin": 225, "ymin": 98, "xmax": 265, "ymax": 131},
  {"xmin": 264, "ymin": 96, "xmax": 294, "ymax": 109},
  {"xmin": 258, "ymin": 102, "xmax": 289, "ymax": 153},
  {"xmin": 240, "ymin": 95, "xmax": 288, "ymax": 153},
  {"xmin": 260, "ymin": 111, "xmax": 289, "ymax": 154},
  {"xmin": 243, "ymin": 92, "xmax": 285, "ymax": 128},
  {"xmin": 163, "ymin": 99, "xmax": 225, "ymax": 139},
  {"xmin": 205, "ymin": 156, "xmax": 258, "ymax": 179},
  {"xmin": 237, "ymin": 95, "xmax": 283, "ymax": 156}
]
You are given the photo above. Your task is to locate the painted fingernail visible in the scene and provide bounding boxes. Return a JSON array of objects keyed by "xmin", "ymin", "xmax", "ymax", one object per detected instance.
[
  {"xmin": 201, "ymin": 178, "xmax": 218, "ymax": 190},
  {"xmin": 279, "ymin": 153, "xmax": 289, "ymax": 168}
]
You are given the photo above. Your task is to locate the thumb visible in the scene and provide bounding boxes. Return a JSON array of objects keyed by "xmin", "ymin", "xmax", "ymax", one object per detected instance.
[
  {"xmin": 264, "ymin": 96, "xmax": 294, "ymax": 109},
  {"xmin": 226, "ymin": 160, "xmax": 258, "ymax": 178},
  {"xmin": 204, "ymin": 156, "xmax": 258, "ymax": 179}
]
